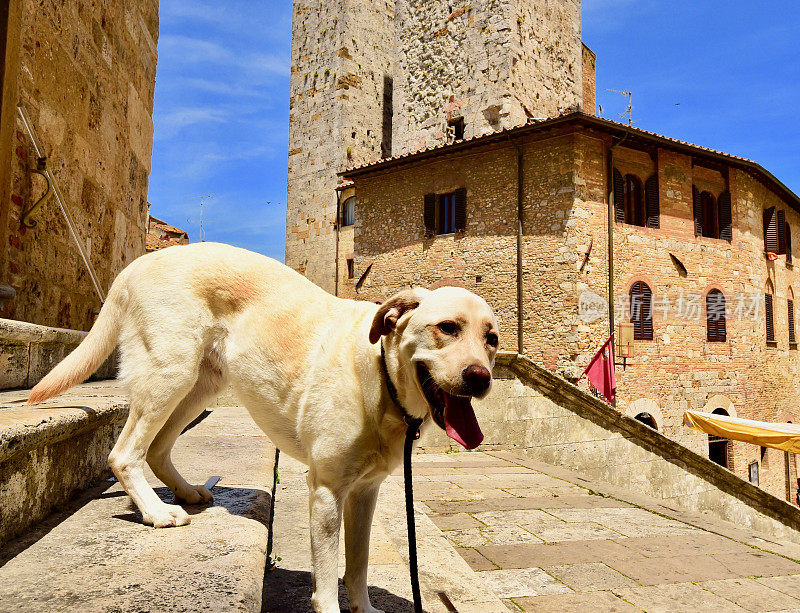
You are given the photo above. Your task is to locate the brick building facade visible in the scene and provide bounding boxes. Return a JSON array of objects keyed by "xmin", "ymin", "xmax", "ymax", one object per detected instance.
[
  {"xmin": 0, "ymin": 0, "xmax": 159, "ymax": 330},
  {"xmin": 341, "ymin": 112, "xmax": 800, "ymax": 504}
]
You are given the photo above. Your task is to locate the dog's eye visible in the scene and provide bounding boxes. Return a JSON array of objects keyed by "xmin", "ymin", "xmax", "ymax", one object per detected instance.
[
  {"xmin": 486, "ymin": 332, "xmax": 499, "ymax": 347},
  {"xmin": 437, "ymin": 321, "xmax": 459, "ymax": 335}
]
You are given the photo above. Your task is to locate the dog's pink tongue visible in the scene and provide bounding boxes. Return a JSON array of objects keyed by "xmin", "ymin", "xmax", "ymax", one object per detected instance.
[{"xmin": 443, "ymin": 395, "xmax": 483, "ymax": 450}]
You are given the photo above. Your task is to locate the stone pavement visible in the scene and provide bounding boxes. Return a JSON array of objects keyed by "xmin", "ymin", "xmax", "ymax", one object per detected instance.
[{"xmin": 389, "ymin": 450, "xmax": 800, "ymax": 612}]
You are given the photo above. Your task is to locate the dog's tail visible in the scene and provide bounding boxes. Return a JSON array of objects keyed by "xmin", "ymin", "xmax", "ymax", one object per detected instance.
[{"xmin": 28, "ymin": 273, "xmax": 128, "ymax": 404}]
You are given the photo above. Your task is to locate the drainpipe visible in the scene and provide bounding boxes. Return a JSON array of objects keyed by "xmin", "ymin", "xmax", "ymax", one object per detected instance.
[
  {"xmin": 606, "ymin": 132, "xmax": 628, "ymax": 408},
  {"xmin": 508, "ymin": 135, "xmax": 524, "ymax": 355},
  {"xmin": 334, "ymin": 188, "xmax": 342, "ymax": 297}
]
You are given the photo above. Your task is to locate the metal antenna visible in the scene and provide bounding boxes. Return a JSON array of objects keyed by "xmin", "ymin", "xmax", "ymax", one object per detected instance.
[
  {"xmin": 187, "ymin": 194, "xmax": 215, "ymax": 242},
  {"xmin": 606, "ymin": 89, "xmax": 633, "ymax": 126}
]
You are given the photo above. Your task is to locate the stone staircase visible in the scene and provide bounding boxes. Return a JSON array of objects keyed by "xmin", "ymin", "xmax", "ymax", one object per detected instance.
[{"xmin": 0, "ymin": 388, "xmax": 506, "ymax": 612}]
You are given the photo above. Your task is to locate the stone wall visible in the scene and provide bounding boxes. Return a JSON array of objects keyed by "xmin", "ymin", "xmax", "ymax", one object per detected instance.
[
  {"xmin": 581, "ymin": 43, "xmax": 596, "ymax": 114},
  {"xmin": 352, "ymin": 142, "xmax": 520, "ymax": 345},
  {"xmin": 286, "ymin": 0, "xmax": 395, "ymax": 293},
  {"xmin": 393, "ymin": 0, "xmax": 581, "ymax": 153},
  {"xmin": 419, "ymin": 353, "xmax": 800, "ymax": 544},
  {"xmin": 0, "ymin": 0, "xmax": 158, "ymax": 331},
  {"xmin": 347, "ymin": 120, "xmax": 800, "ymax": 503}
]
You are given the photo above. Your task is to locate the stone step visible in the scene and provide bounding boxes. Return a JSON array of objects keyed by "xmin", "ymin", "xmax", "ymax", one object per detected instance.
[
  {"xmin": 0, "ymin": 317, "xmax": 116, "ymax": 391},
  {"xmin": 0, "ymin": 380, "xmax": 127, "ymax": 543}
]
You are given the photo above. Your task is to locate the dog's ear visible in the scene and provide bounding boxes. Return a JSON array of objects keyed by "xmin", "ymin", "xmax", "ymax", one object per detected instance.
[{"xmin": 369, "ymin": 288, "xmax": 428, "ymax": 344}]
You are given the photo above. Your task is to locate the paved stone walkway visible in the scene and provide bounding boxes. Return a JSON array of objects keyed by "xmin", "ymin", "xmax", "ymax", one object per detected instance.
[{"xmin": 389, "ymin": 450, "xmax": 800, "ymax": 612}]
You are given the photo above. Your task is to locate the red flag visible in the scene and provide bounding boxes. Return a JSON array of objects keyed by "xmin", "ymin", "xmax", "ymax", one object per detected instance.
[{"xmin": 583, "ymin": 335, "xmax": 616, "ymax": 403}]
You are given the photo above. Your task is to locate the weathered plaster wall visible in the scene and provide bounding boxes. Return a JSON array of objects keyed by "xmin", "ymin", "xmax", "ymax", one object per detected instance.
[{"xmin": 1, "ymin": 0, "xmax": 158, "ymax": 330}]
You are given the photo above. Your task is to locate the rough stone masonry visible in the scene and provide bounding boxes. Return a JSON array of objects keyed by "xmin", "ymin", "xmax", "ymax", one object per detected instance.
[{"xmin": 286, "ymin": 0, "xmax": 588, "ymax": 293}]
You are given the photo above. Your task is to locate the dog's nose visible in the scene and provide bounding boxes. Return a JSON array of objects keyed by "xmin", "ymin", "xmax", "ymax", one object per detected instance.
[{"xmin": 462, "ymin": 364, "xmax": 491, "ymax": 395}]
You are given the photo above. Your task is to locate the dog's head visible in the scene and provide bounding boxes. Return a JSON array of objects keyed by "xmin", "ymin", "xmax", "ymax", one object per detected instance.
[{"xmin": 369, "ymin": 286, "xmax": 499, "ymax": 450}]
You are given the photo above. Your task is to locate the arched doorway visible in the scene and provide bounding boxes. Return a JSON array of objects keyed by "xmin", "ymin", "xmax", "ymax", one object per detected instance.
[
  {"xmin": 634, "ymin": 412, "xmax": 658, "ymax": 430},
  {"xmin": 708, "ymin": 407, "xmax": 730, "ymax": 468}
]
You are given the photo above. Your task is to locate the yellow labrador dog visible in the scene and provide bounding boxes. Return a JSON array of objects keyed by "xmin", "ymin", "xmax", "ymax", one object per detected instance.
[{"xmin": 28, "ymin": 242, "xmax": 499, "ymax": 613}]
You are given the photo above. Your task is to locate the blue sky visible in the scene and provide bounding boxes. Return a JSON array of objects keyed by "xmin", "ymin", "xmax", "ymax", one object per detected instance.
[{"xmin": 148, "ymin": 1, "xmax": 799, "ymax": 262}]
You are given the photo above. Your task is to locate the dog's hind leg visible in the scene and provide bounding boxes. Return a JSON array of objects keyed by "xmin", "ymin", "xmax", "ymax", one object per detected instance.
[
  {"xmin": 109, "ymin": 342, "xmax": 203, "ymax": 528},
  {"xmin": 343, "ymin": 482, "xmax": 383, "ymax": 613},
  {"xmin": 146, "ymin": 352, "xmax": 227, "ymax": 505}
]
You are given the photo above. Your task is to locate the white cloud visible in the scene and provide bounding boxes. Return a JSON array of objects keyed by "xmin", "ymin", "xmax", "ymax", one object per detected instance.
[{"xmin": 154, "ymin": 107, "xmax": 228, "ymax": 139}]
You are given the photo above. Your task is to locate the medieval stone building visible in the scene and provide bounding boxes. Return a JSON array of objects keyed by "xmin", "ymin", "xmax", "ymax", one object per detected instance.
[
  {"xmin": 340, "ymin": 112, "xmax": 800, "ymax": 504},
  {"xmin": 0, "ymin": 0, "xmax": 159, "ymax": 330},
  {"xmin": 286, "ymin": 0, "xmax": 591, "ymax": 293}
]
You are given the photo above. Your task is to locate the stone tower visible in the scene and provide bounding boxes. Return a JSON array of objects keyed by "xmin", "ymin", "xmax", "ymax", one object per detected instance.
[{"xmin": 286, "ymin": 0, "xmax": 586, "ymax": 293}]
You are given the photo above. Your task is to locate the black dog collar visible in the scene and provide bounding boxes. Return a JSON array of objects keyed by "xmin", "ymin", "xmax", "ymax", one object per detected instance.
[{"xmin": 380, "ymin": 341, "xmax": 423, "ymax": 437}]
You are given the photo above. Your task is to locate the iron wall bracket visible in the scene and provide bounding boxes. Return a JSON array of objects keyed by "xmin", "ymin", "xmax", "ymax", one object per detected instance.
[{"xmin": 23, "ymin": 156, "xmax": 54, "ymax": 228}]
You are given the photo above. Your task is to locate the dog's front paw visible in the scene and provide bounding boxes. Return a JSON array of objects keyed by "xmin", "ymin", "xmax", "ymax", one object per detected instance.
[
  {"xmin": 175, "ymin": 484, "xmax": 214, "ymax": 505},
  {"xmin": 143, "ymin": 504, "xmax": 191, "ymax": 528}
]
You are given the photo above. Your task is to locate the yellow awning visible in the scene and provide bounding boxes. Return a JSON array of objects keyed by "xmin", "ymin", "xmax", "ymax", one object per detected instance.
[{"xmin": 683, "ymin": 410, "xmax": 800, "ymax": 454}]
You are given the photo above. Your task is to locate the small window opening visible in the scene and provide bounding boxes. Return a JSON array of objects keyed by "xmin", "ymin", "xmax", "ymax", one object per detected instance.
[
  {"xmin": 381, "ymin": 75, "xmax": 393, "ymax": 158},
  {"xmin": 346, "ymin": 257, "xmax": 354, "ymax": 279},
  {"xmin": 708, "ymin": 407, "xmax": 730, "ymax": 469},
  {"xmin": 624, "ymin": 174, "xmax": 645, "ymax": 227},
  {"xmin": 341, "ymin": 196, "xmax": 355, "ymax": 227},
  {"xmin": 701, "ymin": 191, "xmax": 719, "ymax": 239},
  {"xmin": 438, "ymin": 193, "xmax": 456, "ymax": 235},
  {"xmin": 448, "ymin": 117, "xmax": 465, "ymax": 141},
  {"xmin": 634, "ymin": 412, "xmax": 657, "ymax": 430}
]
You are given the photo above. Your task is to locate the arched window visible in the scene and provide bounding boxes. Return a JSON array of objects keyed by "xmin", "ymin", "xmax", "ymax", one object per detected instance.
[
  {"xmin": 700, "ymin": 191, "xmax": 718, "ymax": 239},
  {"xmin": 766, "ymin": 281, "xmax": 775, "ymax": 344},
  {"xmin": 634, "ymin": 412, "xmax": 658, "ymax": 430},
  {"xmin": 624, "ymin": 174, "xmax": 645, "ymax": 227},
  {"xmin": 708, "ymin": 407, "xmax": 730, "ymax": 468},
  {"xmin": 630, "ymin": 281, "xmax": 653, "ymax": 340},
  {"xmin": 706, "ymin": 290, "xmax": 727, "ymax": 342},
  {"xmin": 341, "ymin": 196, "xmax": 355, "ymax": 227}
]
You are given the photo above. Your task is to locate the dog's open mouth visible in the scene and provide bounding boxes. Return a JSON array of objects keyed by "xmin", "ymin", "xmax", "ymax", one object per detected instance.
[{"xmin": 417, "ymin": 363, "xmax": 483, "ymax": 450}]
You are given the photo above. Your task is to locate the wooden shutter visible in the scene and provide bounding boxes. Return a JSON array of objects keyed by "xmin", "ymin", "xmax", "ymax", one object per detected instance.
[
  {"xmin": 645, "ymin": 174, "xmax": 660, "ymax": 229},
  {"xmin": 706, "ymin": 293, "xmax": 717, "ymax": 342},
  {"xmin": 641, "ymin": 286, "xmax": 653, "ymax": 340},
  {"xmin": 423, "ymin": 193, "xmax": 436, "ymax": 237},
  {"xmin": 693, "ymin": 186, "xmax": 702, "ymax": 236},
  {"xmin": 789, "ymin": 299, "xmax": 796, "ymax": 344},
  {"xmin": 706, "ymin": 290, "xmax": 726, "ymax": 342},
  {"xmin": 454, "ymin": 187, "xmax": 467, "ymax": 232},
  {"xmin": 778, "ymin": 210, "xmax": 787, "ymax": 254},
  {"xmin": 631, "ymin": 282, "xmax": 653, "ymax": 341},
  {"xmin": 787, "ymin": 223, "xmax": 793, "ymax": 264},
  {"xmin": 613, "ymin": 168, "xmax": 625, "ymax": 222},
  {"xmin": 765, "ymin": 293, "xmax": 775, "ymax": 342},
  {"xmin": 718, "ymin": 190, "xmax": 732, "ymax": 242},
  {"xmin": 764, "ymin": 207, "xmax": 778, "ymax": 253}
]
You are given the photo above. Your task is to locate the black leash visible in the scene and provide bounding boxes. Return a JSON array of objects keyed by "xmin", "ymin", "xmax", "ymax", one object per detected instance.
[
  {"xmin": 403, "ymin": 415, "xmax": 424, "ymax": 613},
  {"xmin": 381, "ymin": 342, "xmax": 425, "ymax": 613},
  {"xmin": 266, "ymin": 447, "xmax": 280, "ymax": 570}
]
